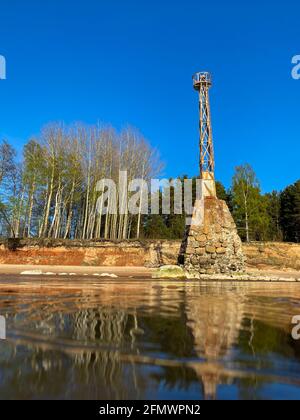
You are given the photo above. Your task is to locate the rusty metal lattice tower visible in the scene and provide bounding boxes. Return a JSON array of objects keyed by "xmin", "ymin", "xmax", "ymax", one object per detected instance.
[{"xmin": 193, "ymin": 72, "xmax": 216, "ymax": 197}]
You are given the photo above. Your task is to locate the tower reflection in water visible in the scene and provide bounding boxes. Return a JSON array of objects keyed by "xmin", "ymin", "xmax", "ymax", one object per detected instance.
[{"xmin": 1, "ymin": 281, "xmax": 300, "ymax": 399}]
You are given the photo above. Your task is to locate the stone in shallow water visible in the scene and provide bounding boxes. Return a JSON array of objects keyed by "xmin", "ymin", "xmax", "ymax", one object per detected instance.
[
  {"xmin": 100, "ymin": 273, "xmax": 118, "ymax": 278},
  {"xmin": 20, "ymin": 270, "xmax": 43, "ymax": 276},
  {"xmin": 152, "ymin": 265, "xmax": 186, "ymax": 279}
]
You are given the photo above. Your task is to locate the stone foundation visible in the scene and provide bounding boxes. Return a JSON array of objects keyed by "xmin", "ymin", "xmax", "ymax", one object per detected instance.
[{"xmin": 183, "ymin": 198, "xmax": 245, "ymax": 276}]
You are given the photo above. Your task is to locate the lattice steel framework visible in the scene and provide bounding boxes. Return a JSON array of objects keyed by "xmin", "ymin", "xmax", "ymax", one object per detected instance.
[{"xmin": 192, "ymin": 72, "xmax": 215, "ymax": 179}]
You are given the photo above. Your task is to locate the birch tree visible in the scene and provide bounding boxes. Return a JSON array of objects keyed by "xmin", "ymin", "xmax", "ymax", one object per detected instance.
[{"xmin": 232, "ymin": 164, "xmax": 269, "ymax": 242}]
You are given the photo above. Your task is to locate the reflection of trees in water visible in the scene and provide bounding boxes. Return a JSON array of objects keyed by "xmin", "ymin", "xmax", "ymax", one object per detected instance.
[
  {"xmin": 72, "ymin": 308, "xmax": 132, "ymax": 399},
  {"xmin": 73, "ymin": 308, "xmax": 149, "ymax": 399},
  {"xmin": 1, "ymin": 283, "xmax": 300, "ymax": 399},
  {"xmin": 48, "ymin": 307, "xmax": 146, "ymax": 399},
  {"xmin": 73, "ymin": 308, "xmax": 128, "ymax": 342},
  {"xmin": 2, "ymin": 307, "xmax": 149, "ymax": 399}
]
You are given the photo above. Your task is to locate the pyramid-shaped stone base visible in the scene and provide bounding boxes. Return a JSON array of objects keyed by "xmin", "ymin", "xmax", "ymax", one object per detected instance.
[{"xmin": 184, "ymin": 197, "xmax": 245, "ymax": 276}]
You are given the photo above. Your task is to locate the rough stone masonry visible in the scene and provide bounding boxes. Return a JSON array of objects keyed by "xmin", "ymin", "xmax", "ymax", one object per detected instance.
[{"xmin": 183, "ymin": 197, "xmax": 245, "ymax": 277}]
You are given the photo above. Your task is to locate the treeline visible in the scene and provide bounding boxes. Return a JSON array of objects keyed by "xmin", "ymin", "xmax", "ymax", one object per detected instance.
[
  {"xmin": 143, "ymin": 165, "xmax": 300, "ymax": 243},
  {"xmin": 0, "ymin": 123, "xmax": 162, "ymax": 240},
  {"xmin": 0, "ymin": 124, "xmax": 299, "ymax": 243}
]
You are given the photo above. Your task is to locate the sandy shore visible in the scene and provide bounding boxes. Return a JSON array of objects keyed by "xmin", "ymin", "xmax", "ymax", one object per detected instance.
[
  {"xmin": 0, "ymin": 264, "xmax": 299, "ymax": 282},
  {"xmin": 0, "ymin": 264, "xmax": 153, "ymax": 278}
]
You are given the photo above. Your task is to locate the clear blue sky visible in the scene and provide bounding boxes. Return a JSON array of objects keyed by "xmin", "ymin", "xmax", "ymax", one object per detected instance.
[{"xmin": 0, "ymin": 0, "xmax": 299, "ymax": 192}]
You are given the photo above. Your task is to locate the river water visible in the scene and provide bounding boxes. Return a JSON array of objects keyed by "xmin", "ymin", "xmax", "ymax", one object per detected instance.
[{"xmin": 0, "ymin": 278, "xmax": 300, "ymax": 400}]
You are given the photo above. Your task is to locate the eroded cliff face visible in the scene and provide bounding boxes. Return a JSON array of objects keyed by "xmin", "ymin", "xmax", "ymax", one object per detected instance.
[
  {"xmin": 0, "ymin": 240, "xmax": 146, "ymax": 267},
  {"xmin": 0, "ymin": 239, "xmax": 181, "ymax": 267},
  {"xmin": 243, "ymin": 242, "xmax": 300, "ymax": 271},
  {"xmin": 0, "ymin": 238, "xmax": 299, "ymax": 271}
]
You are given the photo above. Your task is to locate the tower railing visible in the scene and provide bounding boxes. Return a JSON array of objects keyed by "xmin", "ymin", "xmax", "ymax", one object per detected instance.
[{"xmin": 192, "ymin": 72, "xmax": 212, "ymax": 90}]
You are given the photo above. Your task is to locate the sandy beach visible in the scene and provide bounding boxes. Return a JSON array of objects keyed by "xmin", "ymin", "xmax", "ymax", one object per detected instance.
[{"xmin": 0, "ymin": 264, "xmax": 299, "ymax": 283}]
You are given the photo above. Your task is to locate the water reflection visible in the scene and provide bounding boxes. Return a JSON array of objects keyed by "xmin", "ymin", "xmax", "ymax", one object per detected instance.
[{"xmin": 0, "ymin": 280, "xmax": 300, "ymax": 399}]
